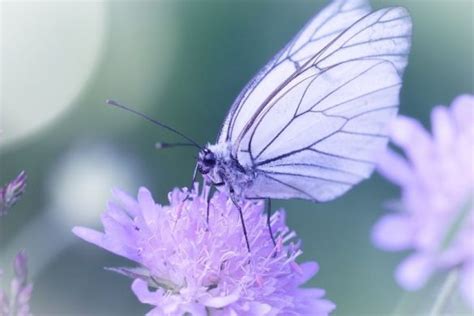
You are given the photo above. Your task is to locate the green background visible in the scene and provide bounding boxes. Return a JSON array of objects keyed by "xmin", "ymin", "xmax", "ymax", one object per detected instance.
[{"xmin": 1, "ymin": 0, "xmax": 472, "ymax": 315}]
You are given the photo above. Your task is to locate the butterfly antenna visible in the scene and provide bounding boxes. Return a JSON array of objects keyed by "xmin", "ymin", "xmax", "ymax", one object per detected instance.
[
  {"xmin": 106, "ymin": 99, "xmax": 202, "ymax": 149},
  {"xmin": 155, "ymin": 142, "xmax": 197, "ymax": 150}
]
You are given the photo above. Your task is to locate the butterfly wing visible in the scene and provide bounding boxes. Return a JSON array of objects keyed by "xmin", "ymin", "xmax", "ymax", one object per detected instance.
[
  {"xmin": 218, "ymin": 0, "xmax": 372, "ymax": 144},
  {"xmin": 220, "ymin": 0, "xmax": 412, "ymax": 201},
  {"xmin": 246, "ymin": 59, "xmax": 404, "ymax": 201}
]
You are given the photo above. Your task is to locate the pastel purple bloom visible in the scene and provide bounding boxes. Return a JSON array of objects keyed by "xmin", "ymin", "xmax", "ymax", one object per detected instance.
[
  {"xmin": 74, "ymin": 184, "xmax": 335, "ymax": 315},
  {"xmin": 0, "ymin": 171, "xmax": 27, "ymax": 216},
  {"xmin": 372, "ymin": 95, "xmax": 474, "ymax": 307},
  {"xmin": 0, "ymin": 251, "xmax": 33, "ymax": 316}
]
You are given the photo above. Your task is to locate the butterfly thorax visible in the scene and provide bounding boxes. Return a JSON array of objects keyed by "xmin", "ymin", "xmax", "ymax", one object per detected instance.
[{"xmin": 198, "ymin": 142, "xmax": 255, "ymax": 197}]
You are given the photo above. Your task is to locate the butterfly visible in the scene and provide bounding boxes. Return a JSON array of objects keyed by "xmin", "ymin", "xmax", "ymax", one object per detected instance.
[{"xmin": 108, "ymin": 0, "xmax": 412, "ymax": 251}]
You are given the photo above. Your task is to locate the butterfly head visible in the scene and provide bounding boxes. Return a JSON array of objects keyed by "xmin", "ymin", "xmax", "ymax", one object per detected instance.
[{"xmin": 197, "ymin": 148, "xmax": 216, "ymax": 175}]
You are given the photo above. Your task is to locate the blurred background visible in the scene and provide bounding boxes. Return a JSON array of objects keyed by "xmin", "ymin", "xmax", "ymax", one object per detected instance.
[{"xmin": 0, "ymin": 0, "xmax": 472, "ymax": 315}]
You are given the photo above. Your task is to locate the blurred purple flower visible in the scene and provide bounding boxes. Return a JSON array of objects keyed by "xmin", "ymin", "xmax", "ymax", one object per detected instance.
[
  {"xmin": 0, "ymin": 171, "xmax": 27, "ymax": 216},
  {"xmin": 73, "ymin": 184, "xmax": 335, "ymax": 315},
  {"xmin": 0, "ymin": 251, "xmax": 33, "ymax": 316},
  {"xmin": 372, "ymin": 95, "xmax": 474, "ymax": 307}
]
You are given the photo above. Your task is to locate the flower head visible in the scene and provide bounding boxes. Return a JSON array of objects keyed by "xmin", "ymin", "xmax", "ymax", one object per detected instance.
[
  {"xmin": 0, "ymin": 171, "xmax": 27, "ymax": 216},
  {"xmin": 73, "ymin": 184, "xmax": 335, "ymax": 315},
  {"xmin": 372, "ymin": 95, "xmax": 474, "ymax": 307},
  {"xmin": 0, "ymin": 250, "xmax": 33, "ymax": 316}
]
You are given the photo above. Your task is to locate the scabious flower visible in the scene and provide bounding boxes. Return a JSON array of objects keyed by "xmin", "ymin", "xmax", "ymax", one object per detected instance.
[
  {"xmin": 73, "ymin": 184, "xmax": 335, "ymax": 315},
  {"xmin": 371, "ymin": 95, "xmax": 474, "ymax": 307},
  {"xmin": 0, "ymin": 251, "xmax": 33, "ymax": 316},
  {"xmin": 0, "ymin": 171, "xmax": 27, "ymax": 216}
]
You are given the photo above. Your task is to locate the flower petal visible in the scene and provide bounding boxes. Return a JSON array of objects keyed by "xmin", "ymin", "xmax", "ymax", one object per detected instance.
[
  {"xmin": 460, "ymin": 262, "xmax": 474, "ymax": 309},
  {"xmin": 145, "ymin": 307, "xmax": 164, "ymax": 316},
  {"xmin": 137, "ymin": 187, "xmax": 159, "ymax": 227},
  {"xmin": 73, "ymin": 226, "xmax": 138, "ymax": 261},
  {"xmin": 112, "ymin": 188, "xmax": 140, "ymax": 217},
  {"xmin": 431, "ymin": 105, "xmax": 456, "ymax": 150},
  {"xmin": 372, "ymin": 214, "xmax": 413, "ymax": 251},
  {"xmin": 202, "ymin": 294, "xmax": 240, "ymax": 309},
  {"xmin": 314, "ymin": 299, "xmax": 337, "ymax": 315},
  {"xmin": 395, "ymin": 254, "xmax": 434, "ymax": 290},
  {"xmin": 390, "ymin": 116, "xmax": 431, "ymax": 152},
  {"xmin": 72, "ymin": 227, "xmax": 105, "ymax": 247},
  {"xmin": 376, "ymin": 149, "xmax": 412, "ymax": 186},
  {"xmin": 246, "ymin": 301, "xmax": 272, "ymax": 315},
  {"xmin": 389, "ymin": 116, "xmax": 433, "ymax": 179},
  {"xmin": 297, "ymin": 262, "xmax": 319, "ymax": 284},
  {"xmin": 450, "ymin": 94, "xmax": 474, "ymax": 132},
  {"xmin": 131, "ymin": 279, "xmax": 163, "ymax": 305},
  {"xmin": 296, "ymin": 288, "xmax": 327, "ymax": 299}
]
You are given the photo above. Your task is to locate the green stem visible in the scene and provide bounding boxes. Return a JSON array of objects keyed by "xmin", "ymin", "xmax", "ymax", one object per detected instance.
[{"xmin": 429, "ymin": 269, "xmax": 459, "ymax": 316}]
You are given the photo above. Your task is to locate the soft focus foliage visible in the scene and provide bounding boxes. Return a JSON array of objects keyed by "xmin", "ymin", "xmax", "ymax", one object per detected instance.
[
  {"xmin": 372, "ymin": 95, "xmax": 474, "ymax": 307},
  {"xmin": 0, "ymin": 251, "xmax": 33, "ymax": 316},
  {"xmin": 74, "ymin": 185, "xmax": 335, "ymax": 315},
  {"xmin": 0, "ymin": 171, "xmax": 27, "ymax": 217}
]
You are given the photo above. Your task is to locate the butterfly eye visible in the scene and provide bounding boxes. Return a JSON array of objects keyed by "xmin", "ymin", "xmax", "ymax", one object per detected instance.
[{"xmin": 203, "ymin": 152, "xmax": 216, "ymax": 167}]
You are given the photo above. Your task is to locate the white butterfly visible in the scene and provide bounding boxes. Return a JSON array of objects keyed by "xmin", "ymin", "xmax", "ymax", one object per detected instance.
[
  {"xmin": 197, "ymin": 0, "xmax": 412, "ymax": 204},
  {"xmin": 109, "ymin": 0, "xmax": 412, "ymax": 250}
]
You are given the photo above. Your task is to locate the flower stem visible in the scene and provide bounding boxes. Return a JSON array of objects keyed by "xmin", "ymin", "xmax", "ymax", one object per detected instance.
[{"xmin": 429, "ymin": 269, "xmax": 459, "ymax": 316}]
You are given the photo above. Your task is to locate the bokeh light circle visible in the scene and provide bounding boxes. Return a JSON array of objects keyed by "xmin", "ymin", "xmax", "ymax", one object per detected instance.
[
  {"xmin": 48, "ymin": 142, "xmax": 141, "ymax": 227},
  {"xmin": 1, "ymin": 2, "xmax": 105, "ymax": 147}
]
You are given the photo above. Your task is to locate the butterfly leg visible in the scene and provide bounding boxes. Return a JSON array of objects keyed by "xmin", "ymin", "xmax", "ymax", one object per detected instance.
[
  {"xmin": 205, "ymin": 184, "xmax": 213, "ymax": 227},
  {"xmin": 229, "ymin": 189, "xmax": 251, "ymax": 253},
  {"xmin": 266, "ymin": 199, "xmax": 276, "ymax": 247},
  {"xmin": 182, "ymin": 163, "xmax": 200, "ymax": 202},
  {"xmin": 246, "ymin": 197, "xmax": 277, "ymax": 249},
  {"xmin": 206, "ymin": 181, "xmax": 225, "ymax": 225}
]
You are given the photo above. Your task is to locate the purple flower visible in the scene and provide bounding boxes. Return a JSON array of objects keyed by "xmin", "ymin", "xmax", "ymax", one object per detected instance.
[
  {"xmin": 0, "ymin": 171, "xmax": 27, "ymax": 216},
  {"xmin": 372, "ymin": 95, "xmax": 474, "ymax": 307},
  {"xmin": 0, "ymin": 250, "xmax": 33, "ymax": 316},
  {"xmin": 73, "ymin": 184, "xmax": 335, "ymax": 315}
]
